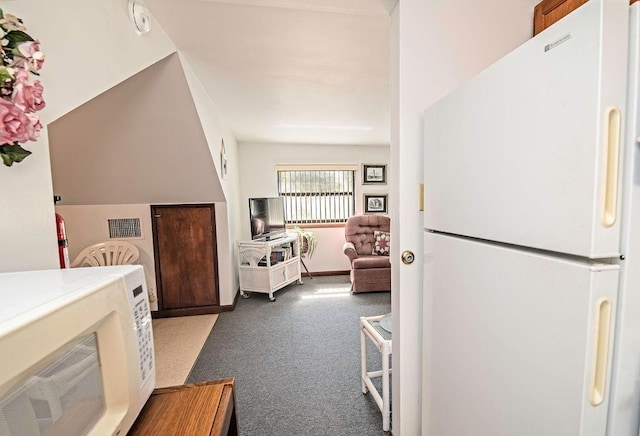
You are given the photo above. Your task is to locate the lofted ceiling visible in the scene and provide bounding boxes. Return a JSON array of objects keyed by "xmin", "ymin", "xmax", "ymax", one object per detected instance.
[{"xmin": 145, "ymin": 0, "xmax": 394, "ymax": 145}]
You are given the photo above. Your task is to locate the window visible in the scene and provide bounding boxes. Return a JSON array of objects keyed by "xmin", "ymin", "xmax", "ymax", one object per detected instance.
[{"xmin": 277, "ymin": 166, "xmax": 355, "ymax": 224}]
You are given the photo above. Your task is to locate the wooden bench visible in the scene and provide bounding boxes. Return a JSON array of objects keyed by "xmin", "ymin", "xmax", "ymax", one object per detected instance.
[{"xmin": 128, "ymin": 378, "xmax": 238, "ymax": 435}]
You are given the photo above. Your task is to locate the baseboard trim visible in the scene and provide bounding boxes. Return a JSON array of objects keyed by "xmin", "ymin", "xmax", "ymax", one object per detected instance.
[
  {"xmin": 152, "ymin": 292, "xmax": 239, "ymax": 318},
  {"xmin": 152, "ymin": 274, "xmax": 352, "ymax": 318},
  {"xmin": 226, "ymin": 271, "xmax": 351, "ymax": 306},
  {"xmin": 230, "ymin": 287, "xmax": 241, "ymax": 309},
  {"xmin": 304, "ymin": 270, "xmax": 350, "ymax": 277},
  {"xmin": 153, "ymin": 305, "xmax": 225, "ymax": 318}
]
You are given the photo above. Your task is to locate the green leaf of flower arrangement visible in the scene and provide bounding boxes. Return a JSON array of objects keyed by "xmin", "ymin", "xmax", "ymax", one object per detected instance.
[
  {"xmin": 5, "ymin": 30, "xmax": 33, "ymax": 49},
  {"xmin": 0, "ymin": 67, "xmax": 12, "ymax": 84},
  {"xmin": 0, "ymin": 144, "xmax": 32, "ymax": 167}
]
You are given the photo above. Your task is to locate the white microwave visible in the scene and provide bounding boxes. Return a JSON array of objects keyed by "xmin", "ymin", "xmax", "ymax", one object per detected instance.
[{"xmin": 0, "ymin": 265, "xmax": 154, "ymax": 436}]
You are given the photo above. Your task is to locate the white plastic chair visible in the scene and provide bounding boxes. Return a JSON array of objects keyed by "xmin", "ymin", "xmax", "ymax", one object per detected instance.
[{"xmin": 70, "ymin": 241, "xmax": 140, "ymax": 267}]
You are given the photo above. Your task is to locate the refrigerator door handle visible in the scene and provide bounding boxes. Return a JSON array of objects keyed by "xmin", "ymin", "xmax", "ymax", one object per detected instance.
[
  {"xmin": 589, "ymin": 297, "xmax": 612, "ymax": 407},
  {"xmin": 601, "ymin": 107, "xmax": 621, "ymax": 228}
]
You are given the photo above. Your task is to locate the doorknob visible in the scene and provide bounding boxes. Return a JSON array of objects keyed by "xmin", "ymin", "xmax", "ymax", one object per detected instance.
[{"xmin": 401, "ymin": 250, "xmax": 415, "ymax": 265}]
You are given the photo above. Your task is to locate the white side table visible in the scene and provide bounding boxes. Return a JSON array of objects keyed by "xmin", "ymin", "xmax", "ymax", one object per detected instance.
[{"xmin": 360, "ymin": 314, "xmax": 392, "ymax": 431}]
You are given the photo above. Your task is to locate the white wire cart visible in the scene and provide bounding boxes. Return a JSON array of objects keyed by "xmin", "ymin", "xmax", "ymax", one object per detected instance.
[
  {"xmin": 360, "ymin": 314, "xmax": 392, "ymax": 431},
  {"xmin": 237, "ymin": 234, "xmax": 303, "ymax": 302}
]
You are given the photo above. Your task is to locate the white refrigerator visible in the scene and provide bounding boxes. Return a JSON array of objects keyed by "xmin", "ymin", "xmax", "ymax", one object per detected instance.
[{"xmin": 422, "ymin": 1, "xmax": 640, "ymax": 435}]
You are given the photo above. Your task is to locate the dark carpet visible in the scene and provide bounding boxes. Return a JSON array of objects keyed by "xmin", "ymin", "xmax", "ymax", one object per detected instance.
[{"xmin": 187, "ymin": 275, "xmax": 392, "ymax": 435}]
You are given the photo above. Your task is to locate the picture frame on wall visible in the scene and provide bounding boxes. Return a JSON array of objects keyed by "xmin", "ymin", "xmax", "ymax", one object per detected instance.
[
  {"xmin": 364, "ymin": 194, "xmax": 388, "ymax": 214},
  {"xmin": 220, "ymin": 139, "xmax": 228, "ymax": 179},
  {"xmin": 363, "ymin": 164, "xmax": 387, "ymax": 185}
]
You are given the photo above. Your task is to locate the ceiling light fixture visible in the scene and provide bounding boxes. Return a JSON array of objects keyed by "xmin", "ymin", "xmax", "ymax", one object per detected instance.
[{"xmin": 128, "ymin": 0, "xmax": 151, "ymax": 34}]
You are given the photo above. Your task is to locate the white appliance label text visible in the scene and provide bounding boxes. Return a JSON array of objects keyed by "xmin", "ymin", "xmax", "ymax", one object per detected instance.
[{"xmin": 545, "ymin": 33, "xmax": 572, "ymax": 52}]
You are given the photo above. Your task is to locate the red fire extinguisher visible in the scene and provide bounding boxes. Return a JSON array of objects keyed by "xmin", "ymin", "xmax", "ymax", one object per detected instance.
[{"xmin": 54, "ymin": 196, "xmax": 70, "ymax": 269}]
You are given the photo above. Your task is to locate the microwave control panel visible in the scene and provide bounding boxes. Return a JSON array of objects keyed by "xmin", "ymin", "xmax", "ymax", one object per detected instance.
[{"xmin": 132, "ymin": 285, "xmax": 153, "ymax": 384}]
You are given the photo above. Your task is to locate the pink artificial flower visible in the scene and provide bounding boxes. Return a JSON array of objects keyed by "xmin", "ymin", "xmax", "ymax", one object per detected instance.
[
  {"xmin": 29, "ymin": 50, "xmax": 44, "ymax": 72},
  {"xmin": 12, "ymin": 69, "xmax": 45, "ymax": 113},
  {"xmin": 13, "ymin": 40, "xmax": 44, "ymax": 71},
  {"xmin": 26, "ymin": 112, "xmax": 42, "ymax": 138},
  {"xmin": 17, "ymin": 40, "xmax": 39, "ymax": 59},
  {"xmin": 0, "ymin": 98, "xmax": 39, "ymax": 144}
]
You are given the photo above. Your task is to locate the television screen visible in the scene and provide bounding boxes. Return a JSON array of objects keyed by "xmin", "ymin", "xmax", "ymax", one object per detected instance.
[{"xmin": 249, "ymin": 197, "xmax": 286, "ymax": 241}]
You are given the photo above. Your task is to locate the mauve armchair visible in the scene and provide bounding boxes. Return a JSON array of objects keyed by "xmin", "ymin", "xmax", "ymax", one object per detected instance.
[{"xmin": 343, "ymin": 215, "xmax": 391, "ymax": 293}]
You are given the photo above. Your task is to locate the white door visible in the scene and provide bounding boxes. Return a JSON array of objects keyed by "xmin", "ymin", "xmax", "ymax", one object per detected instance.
[
  {"xmin": 423, "ymin": 232, "xmax": 618, "ymax": 436},
  {"xmin": 393, "ymin": 2, "xmax": 543, "ymax": 432},
  {"xmin": 423, "ymin": 0, "xmax": 629, "ymax": 258}
]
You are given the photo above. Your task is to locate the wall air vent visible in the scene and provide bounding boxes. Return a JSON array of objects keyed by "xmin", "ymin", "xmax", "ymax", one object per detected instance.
[{"xmin": 108, "ymin": 218, "xmax": 142, "ymax": 239}]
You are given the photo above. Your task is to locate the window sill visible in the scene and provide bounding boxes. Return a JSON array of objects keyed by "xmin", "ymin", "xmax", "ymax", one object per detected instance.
[{"xmin": 287, "ymin": 223, "xmax": 345, "ymax": 229}]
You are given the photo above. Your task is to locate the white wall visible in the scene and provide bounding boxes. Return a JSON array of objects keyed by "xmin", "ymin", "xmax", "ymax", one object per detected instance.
[
  {"xmin": 48, "ymin": 53, "xmax": 240, "ymax": 307},
  {"xmin": 54, "ymin": 204, "xmax": 159, "ymax": 310},
  {"xmin": 5, "ymin": 0, "xmax": 175, "ymax": 125},
  {"xmin": 390, "ymin": 1, "xmax": 539, "ymax": 434},
  {"xmin": 179, "ymin": 53, "xmax": 243, "ymax": 305},
  {"xmin": 55, "ymin": 201, "xmax": 235, "ymax": 309},
  {"xmin": 0, "ymin": 0, "xmax": 175, "ymax": 273},
  {"xmin": 238, "ymin": 142, "xmax": 390, "ymax": 273},
  {"xmin": 49, "ymin": 53, "xmax": 242, "ymax": 307},
  {"xmin": 0, "ymin": 131, "xmax": 58, "ymax": 271},
  {"xmin": 49, "ymin": 54, "xmax": 224, "ymax": 205}
]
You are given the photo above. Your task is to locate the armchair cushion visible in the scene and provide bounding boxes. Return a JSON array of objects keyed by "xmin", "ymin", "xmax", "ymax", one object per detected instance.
[
  {"xmin": 372, "ymin": 231, "xmax": 390, "ymax": 256},
  {"xmin": 352, "ymin": 255, "xmax": 391, "ymax": 269}
]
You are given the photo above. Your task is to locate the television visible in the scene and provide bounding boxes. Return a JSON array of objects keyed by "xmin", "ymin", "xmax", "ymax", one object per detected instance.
[{"xmin": 249, "ymin": 197, "xmax": 287, "ymax": 241}]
